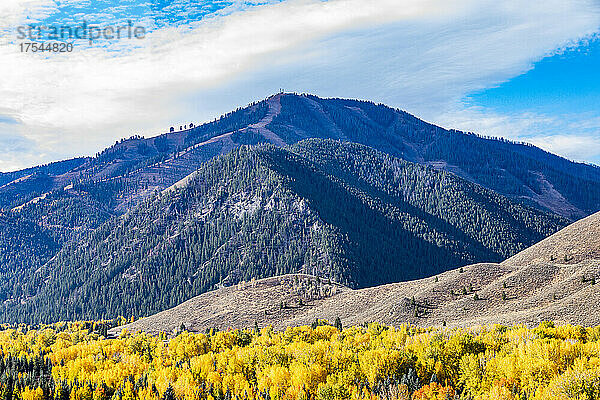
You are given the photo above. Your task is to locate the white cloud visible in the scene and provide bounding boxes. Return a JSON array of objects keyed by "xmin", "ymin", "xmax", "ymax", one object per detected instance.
[
  {"xmin": 436, "ymin": 106, "xmax": 557, "ymax": 139},
  {"xmin": 530, "ymin": 135, "xmax": 600, "ymax": 163},
  {"xmin": 0, "ymin": 0, "xmax": 55, "ymax": 28},
  {"xmin": 0, "ymin": 0, "xmax": 599, "ymax": 171},
  {"xmin": 436, "ymin": 106, "xmax": 600, "ymax": 164}
]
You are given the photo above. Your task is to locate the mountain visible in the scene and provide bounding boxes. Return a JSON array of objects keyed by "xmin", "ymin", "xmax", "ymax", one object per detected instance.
[
  {"xmin": 0, "ymin": 158, "xmax": 88, "ymax": 208},
  {"xmin": 0, "ymin": 101, "xmax": 275, "ymax": 284},
  {"xmin": 114, "ymin": 211, "xmax": 600, "ymax": 335},
  {"xmin": 2, "ymin": 94, "xmax": 599, "ymax": 219},
  {"xmin": 267, "ymin": 94, "xmax": 600, "ymax": 219},
  {"xmin": 0, "ymin": 139, "xmax": 566, "ymax": 324},
  {"xmin": 0, "ymin": 94, "xmax": 597, "ymax": 278},
  {"xmin": 0, "ymin": 92, "xmax": 598, "ymax": 324}
]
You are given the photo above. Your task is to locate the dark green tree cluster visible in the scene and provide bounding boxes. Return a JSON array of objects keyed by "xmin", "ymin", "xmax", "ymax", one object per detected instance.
[
  {"xmin": 0, "ymin": 190, "xmax": 111, "ymax": 305},
  {"xmin": 0, "ymin": 354, "xmax": 53, "ymax": 399}
]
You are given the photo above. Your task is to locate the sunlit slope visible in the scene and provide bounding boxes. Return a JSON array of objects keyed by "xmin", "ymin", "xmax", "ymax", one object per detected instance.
[{"xmin": 503, "ymin": 211, "xmax": 600, "ymax": 266}]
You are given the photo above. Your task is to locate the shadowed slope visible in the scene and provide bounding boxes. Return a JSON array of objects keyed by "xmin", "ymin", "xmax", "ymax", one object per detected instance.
[{"xmin": 114, "ymin": 212, "xmax": 600, "ymax": 335}]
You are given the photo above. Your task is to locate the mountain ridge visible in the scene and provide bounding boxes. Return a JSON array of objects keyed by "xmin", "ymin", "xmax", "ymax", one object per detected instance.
[{"xmin": 2, "ymin": 93, "xmax": 599, "ymax": 218}]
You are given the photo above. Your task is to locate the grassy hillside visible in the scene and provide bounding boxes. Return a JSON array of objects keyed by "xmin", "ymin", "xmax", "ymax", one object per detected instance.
[{"xmin": 119, "ymin": 212, "xmax": 600, "ymax": 334}]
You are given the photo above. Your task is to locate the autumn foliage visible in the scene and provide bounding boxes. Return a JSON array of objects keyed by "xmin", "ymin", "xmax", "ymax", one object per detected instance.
[{"xmin": 0, "ymin": 320, "xmax": 598, "ymax": 399}]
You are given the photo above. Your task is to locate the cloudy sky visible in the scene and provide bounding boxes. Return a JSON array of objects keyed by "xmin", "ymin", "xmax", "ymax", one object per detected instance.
[{"xmin": 0, "ymin": 0, "xmax": 599, "ymax": 171}]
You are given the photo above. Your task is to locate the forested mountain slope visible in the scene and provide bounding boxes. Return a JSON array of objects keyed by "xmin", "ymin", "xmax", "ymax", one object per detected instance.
[
  {"xmin": 266, "ymin": 94, "xmax": 600, "ymax": 219},
  {"xmin": 117, "ymin": 212, "xmax": 600, "ymax": 335},
  {"xmin": 0, "ymin": 190, "xmax": 112, "ymax": 302},
  {"xmin": 0, "ymin": 158, "xmax": 88, "ymax": 208},
  {"xmin": 0, "ymin": 157, "xmax": 87, "ymax": 188},
  {"xmin": 1, "ymin": 140, "xmax": 566, "ymax": 323},
  {"xmin": 0, "ymin": 99, "xmax": 276, "ymax": 288}
]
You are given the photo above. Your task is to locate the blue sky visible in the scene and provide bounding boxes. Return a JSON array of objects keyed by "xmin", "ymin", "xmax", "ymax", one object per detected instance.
[
  {"xmin": 25, "ymin": 0, "xmax": 286, "ymax": 30},
  {"xmin": 0, "ymin": 0, "xmax": 599, "ymax": 171},
  {"xmin": 470, "ymin": 37, "xmax": 600, "ymax": 116}
]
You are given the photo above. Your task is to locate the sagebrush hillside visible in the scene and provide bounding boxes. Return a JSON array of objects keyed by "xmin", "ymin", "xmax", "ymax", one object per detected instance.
[
  {"xmin": 116, "ymin": 211, "xmax": 600, "ymax": 335},
  {"xmin": 503, "ymin": 210, "xmax": 600, "ymax": 266}
]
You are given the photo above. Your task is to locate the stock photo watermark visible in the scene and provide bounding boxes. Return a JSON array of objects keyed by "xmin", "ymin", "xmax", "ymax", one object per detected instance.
[{"xmin": 16, "ymin": 20, "xmax": 146, "ymax": 53}]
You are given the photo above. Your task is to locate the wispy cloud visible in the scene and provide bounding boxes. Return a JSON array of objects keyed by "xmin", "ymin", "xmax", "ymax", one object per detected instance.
[
  {"xmin": 437, "ymin": 106, "xmax": 600, "ymax": 164},
  {"xmin": 0, "ymin": 122, "xmax": 39, "ymax": 172},
  {"xmin": 0, "ymin": 0, "xmax": 599, "ymax": 171},
  {"xmin": 0, "ymin": 0, "xmax": 55, "ymax": 27},
  {"xmin": 530, "ymin": 135, "xmax": 600, "ymax": 164}
]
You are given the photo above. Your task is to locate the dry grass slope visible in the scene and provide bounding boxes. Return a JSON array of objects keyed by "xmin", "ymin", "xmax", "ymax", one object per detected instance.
[
  {"xmin": 503, "ymin": 211, "xmax": 600, "ymax": 265},
  {"xmin": 113, "ymin": 212, "xmax": 600, "ymax": 335}
]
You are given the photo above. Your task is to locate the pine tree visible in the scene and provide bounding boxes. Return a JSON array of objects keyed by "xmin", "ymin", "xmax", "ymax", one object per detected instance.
[
  {"xmin": 334, "ymin": 317, "xmax": 342, "ymax": 331},
  {"xmin": 162, "ymin": 385, "xmax": 176, "ymax": 400}
]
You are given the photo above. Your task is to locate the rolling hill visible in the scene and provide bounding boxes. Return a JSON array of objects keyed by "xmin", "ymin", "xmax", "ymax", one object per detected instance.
[
  {"xmin": 0, "ymin": 140, "xmax": 565, "ymax": 324},
  {"xmin": 114, "ymin": 211, "xmax": 600, "ymax": 335}
]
